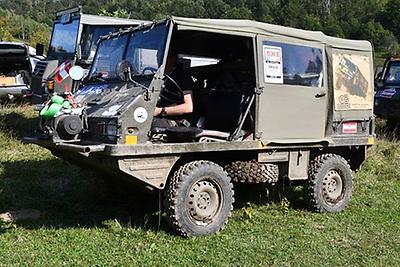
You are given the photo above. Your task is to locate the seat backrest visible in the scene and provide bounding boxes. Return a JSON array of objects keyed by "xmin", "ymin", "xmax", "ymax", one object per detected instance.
[{"xmin": 202, "ymin": 91, "xmax": 244, "ymax": 132}]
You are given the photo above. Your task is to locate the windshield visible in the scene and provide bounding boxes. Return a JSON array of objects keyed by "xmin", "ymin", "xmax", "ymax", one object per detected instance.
[
  {"xmin": 49, "ymin": 19, "xmax": 80, "ymax": 55},
  {"xmin": 80, "ymin": 26, "xmax": 120, "ymax": 62},
  {"xmin": 384, "ymin": 62, "xmax": 400, "ymax": 85},
  {"xmin": 88, "ymin": 23, "xmax": 168, "ymax": 81}
]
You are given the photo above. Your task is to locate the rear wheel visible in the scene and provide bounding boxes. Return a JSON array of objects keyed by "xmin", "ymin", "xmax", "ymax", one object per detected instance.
[
  {"xmin": 306, "ymin": 154, "xmax": 352, "ymax": 213},
  {"xmin": 164, "ymin": 160, "xmax": 234, "ymax": 237}
]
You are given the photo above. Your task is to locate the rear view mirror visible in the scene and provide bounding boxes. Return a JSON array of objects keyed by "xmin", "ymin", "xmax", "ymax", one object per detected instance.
[
  {"xmin": 69, "ymin": 65, "xmax": 85, "ymax": 81},
  {"xmin": 117, "ymin": 60, "xmax": 133, "ymax": 82},
  {"xmin": 35, "ymin": 43, "xmax": 44, "ymax": 57}
]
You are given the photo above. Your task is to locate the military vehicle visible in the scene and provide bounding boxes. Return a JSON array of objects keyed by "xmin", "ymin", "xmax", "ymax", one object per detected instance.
[
  {"xmin": 30, "ymin": 6, "xmax": 146, "ymax": 102},
  {"xmin": 25, "ymin": 17, "xmax": 375, "ymax": 237},
  {"xmin": 0, "ymin": 42, "xmax": 44, "ymax": 99},
  {"xmin": 374, "ymin": 56, "xmax": 400, "ymax": 125}
]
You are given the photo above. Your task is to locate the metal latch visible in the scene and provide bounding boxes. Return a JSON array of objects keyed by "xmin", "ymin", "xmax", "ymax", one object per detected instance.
[{"xmin": 254, "ymin": 86, "xmax": 264, "ymax": 95}]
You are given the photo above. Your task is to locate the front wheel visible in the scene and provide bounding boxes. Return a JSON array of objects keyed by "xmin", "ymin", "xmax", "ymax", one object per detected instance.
[
  {"xmin": 164, "ymin": 160, "xmax": 234, "ymax": 237},
  {"xmin": 305, "ymin": 154, "xmax": 352, "ymax": 213}
]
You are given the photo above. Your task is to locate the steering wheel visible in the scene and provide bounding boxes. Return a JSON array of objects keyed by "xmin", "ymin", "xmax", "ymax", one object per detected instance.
[
  {"xmin": 160, "ymin": 73, "xmax": 184, "ymax": 102},
  {"xmin": 142, "ymin": 66, "xmax": 158, "ymax": 75}
]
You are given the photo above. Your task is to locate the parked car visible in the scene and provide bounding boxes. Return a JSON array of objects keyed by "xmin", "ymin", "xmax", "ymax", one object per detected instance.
[
  {"xmin": 374, "ymin": 56, "xmax": 400, "ymax": 125},
  {"xmin": 0, "ymin": 42, "xmax": 44, "ymax": 99}
]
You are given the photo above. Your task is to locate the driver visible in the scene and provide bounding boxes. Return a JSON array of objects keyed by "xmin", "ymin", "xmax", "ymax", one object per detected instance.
[{"xmin": 153, "ymin": 54, "xmax": 194, "ymax": 128}]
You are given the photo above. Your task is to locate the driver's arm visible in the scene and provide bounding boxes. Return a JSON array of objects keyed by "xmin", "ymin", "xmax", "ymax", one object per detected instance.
[{"xmin": 154, "ymin": 93, "xmax": 193, "ymax": 116}]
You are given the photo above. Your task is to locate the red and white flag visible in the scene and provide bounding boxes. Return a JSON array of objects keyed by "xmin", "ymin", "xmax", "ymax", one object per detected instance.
[{"xmin": 55, "ymin": 61, "xmax": 72, "ymax": 84}]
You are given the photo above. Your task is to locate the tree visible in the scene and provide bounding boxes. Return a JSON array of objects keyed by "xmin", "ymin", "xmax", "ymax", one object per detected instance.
[
  {"xmin": 381, "ymin": 0, "xmax": 400, "ymax": 40},
  {"xmin": 30, "ymin": 30, "xmax": 50, "ymax": 50},
  {"xmin": 0, "ymin": 17, "xmax": 14, "ymax": 41}
]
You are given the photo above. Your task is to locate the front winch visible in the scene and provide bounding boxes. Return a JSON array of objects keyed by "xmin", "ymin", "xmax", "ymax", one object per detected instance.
[
  {"xmin": 56, "ymin": 115, "xmax": 83, "ymax": 140},
  {"xmin": 39, "ymin": 93, "xmax": 84, "ymax": 141}
]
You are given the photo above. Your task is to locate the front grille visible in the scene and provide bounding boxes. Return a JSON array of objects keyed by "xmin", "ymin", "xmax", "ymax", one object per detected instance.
[{"xmin": 33, "ymin": 61, "xmax": 48, "ymax": 77}]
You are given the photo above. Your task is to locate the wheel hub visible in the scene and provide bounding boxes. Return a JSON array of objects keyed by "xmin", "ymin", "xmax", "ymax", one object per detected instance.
[
  {"xmin": 187, "ymin": 179, "xmax": 221, "ymax": 224},
  {"xmin": 322, "ymin": 170, "xmax": 344, "ymax": 203}
]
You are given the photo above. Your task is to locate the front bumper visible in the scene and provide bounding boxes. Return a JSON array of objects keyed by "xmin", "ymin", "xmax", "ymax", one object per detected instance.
[{"xmin": 23, "ymin": 136, "xmax": 106, "ymax": 154}]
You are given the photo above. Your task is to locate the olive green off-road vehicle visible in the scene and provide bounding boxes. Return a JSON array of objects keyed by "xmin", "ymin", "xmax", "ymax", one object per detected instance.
[{"xmin": 26, "ymin": 17, "xmax": 375, "ymax": 237}]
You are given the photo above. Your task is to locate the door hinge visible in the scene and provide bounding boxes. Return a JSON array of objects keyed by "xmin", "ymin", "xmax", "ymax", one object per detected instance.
[{"xmin": 255, "ymin": 86, "xmax": 264, "ymax": 95}]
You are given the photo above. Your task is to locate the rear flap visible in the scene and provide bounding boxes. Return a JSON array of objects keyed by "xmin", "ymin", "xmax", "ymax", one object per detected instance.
[{"xmin": 330, "ymin": 49, "xmax": 374, "ymax": 139}]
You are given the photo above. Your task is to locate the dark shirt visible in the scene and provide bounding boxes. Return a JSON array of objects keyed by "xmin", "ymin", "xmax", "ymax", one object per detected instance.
[
  {"xmin": 157, "ymin": 67, "xmax": 194, "ymax": 107},
  {"xmin": 157, "ymin": 66, "xmax": 194, "ymax": 123}
]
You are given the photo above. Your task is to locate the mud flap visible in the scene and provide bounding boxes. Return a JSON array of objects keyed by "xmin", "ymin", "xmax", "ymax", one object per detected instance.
[{"xmin": 288, "ymin": 150, "xmax": 310, "ymax": 180}]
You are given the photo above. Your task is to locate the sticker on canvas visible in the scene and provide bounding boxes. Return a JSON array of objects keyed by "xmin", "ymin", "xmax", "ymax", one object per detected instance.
[{"xmin": 263, "ymin": 45, "xmax": 283, "ymax": 84}]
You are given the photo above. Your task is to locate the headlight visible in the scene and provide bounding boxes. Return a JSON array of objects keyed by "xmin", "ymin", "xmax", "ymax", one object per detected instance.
[{"xmin": 106, "ymin": 122, "xmax": 117, "ymax": 137}]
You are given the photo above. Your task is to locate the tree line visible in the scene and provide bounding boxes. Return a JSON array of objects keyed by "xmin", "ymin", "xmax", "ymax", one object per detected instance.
[{"xmin": 1, "ymin": 0, "xmax": 400, "ymax": 55}]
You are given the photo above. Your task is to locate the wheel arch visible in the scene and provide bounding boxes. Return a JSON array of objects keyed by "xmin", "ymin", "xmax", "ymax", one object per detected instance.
[{"xmin": 310, "ymin": 146, "xmax": 367, "ymax": 172}]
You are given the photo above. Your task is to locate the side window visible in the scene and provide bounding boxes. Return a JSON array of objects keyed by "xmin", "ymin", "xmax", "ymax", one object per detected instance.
[{"xmin": 263, "ymin": 41, "xmax": 323, "ymax": 87}]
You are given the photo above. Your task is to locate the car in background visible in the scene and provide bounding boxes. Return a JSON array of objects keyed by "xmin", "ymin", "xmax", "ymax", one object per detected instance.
[
  {"xmin": 30, "ymin": 6, "xmax": 147, "ymax": 103},
  {"xmin": 374, "ymin": 56, "xmax": 400, "ymax": 125},
  {"xmin": 0, "ymin": 42, "xmax": 45, "ymax": 100}
]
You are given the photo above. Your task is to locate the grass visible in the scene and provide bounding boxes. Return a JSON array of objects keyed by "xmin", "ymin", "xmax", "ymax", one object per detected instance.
[{"xmin": 0, "ymin": 104, "xmax": 399, "ymax": 266}]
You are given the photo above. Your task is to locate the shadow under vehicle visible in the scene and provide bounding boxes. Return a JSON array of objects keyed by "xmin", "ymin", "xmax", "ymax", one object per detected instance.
[
  {"xmin": 0, "ymin": 42, "xmax": 44, "ymax": 100},
  {"xmin": 374, "ymin": 56, "xmax": 400, "ymax": 125},
  {"xmin": 26, "ymin": 17, "xmax": 375, "ymax": 237},
  {"xmin": 29, "ymin": 6, "xmax": 147, "ymax": 103}
]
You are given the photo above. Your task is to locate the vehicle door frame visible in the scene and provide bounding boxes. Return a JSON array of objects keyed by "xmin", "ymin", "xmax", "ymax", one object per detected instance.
[{"xmin": 254, "ymin": 34, "xmax": 329, "ymax": 143}]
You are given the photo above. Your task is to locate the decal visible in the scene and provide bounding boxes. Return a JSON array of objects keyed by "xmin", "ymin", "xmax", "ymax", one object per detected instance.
[
  {"xmin": 101, "ymin": 104, "xmax": 122, "ymax": 116},
  {"xmin": 133, "ymin": 107, "xmax": 148, "ymax": 123},
  {"xmin": 380, "ymin": 88, "xmax": 397, "ymax": 98},
  {"xmin": 333, "ymin": 53, "xmax": 373, "ymax": 110},
  {"xmin": 74, "ymin": 84, "xmax": 108, "ymax": 103},
  {"xmin": 76, "ymin": 84, "xmax": 108, "ymax": 96},
  {"xmin": 263, "ymin": 45, "xmax": 283, "ymax": 84},
  {"xmin": 54, "ymin": 60, "xmax": 72, "ymax": 84},
  {"xmin": 342, "ymin": 121, "xmax": 358, "ymax": 134}
]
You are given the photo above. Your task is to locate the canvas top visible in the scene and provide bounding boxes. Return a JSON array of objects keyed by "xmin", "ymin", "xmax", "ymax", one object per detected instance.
[{"xmin": 171, "ymin": 16, "xmax": 372, "ymax": 52}]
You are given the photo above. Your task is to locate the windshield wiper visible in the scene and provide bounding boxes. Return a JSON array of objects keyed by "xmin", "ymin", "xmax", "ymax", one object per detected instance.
[{"xmin": 87, "ymin": 72, "xmax": 106, "ymax": 82}]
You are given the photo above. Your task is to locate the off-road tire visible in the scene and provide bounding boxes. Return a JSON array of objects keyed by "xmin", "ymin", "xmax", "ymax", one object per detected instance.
[
  {"xmin": 164, "ymin": 160, "xmax": 234, "ymax": 237},
  {"xmin": 306, "ymin": 154, "xmax": 352, "ymax": 213},
  {"xmin": 225, "ymin": 160, "xmax": 279, "ymax": 184}
]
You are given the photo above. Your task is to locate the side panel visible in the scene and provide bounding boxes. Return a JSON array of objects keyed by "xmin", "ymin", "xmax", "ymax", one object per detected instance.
[
  {"xmin": 118, "ymin": 156, "xmax": 179, "ymax": 189},
  {"xmin": 256, "ymin": 35, "xmax": 328, "ymax": 142}
]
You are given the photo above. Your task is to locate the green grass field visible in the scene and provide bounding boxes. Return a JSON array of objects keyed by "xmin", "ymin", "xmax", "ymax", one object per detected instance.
[{"xmin": 0, "ymin": 105, "xmax": 399, "ymax": 266}]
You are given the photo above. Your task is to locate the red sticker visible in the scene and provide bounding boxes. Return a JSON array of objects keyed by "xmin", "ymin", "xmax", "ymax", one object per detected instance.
[{"xmin": 343, "ymin": 122, "xmax": 357, "ymax": 134}]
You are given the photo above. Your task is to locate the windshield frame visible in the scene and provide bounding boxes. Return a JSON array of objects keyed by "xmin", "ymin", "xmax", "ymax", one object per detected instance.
[
  {"xmin": 87, "ymin": 21, "xmax": 171, "ymax": 83},
  {"xmin": 47, "ymin": 15, "xmax": 80, "ymax": 60},
  {"xmin": 79, "ymin": 25, "xmax": 123, "ymax": 64}
]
